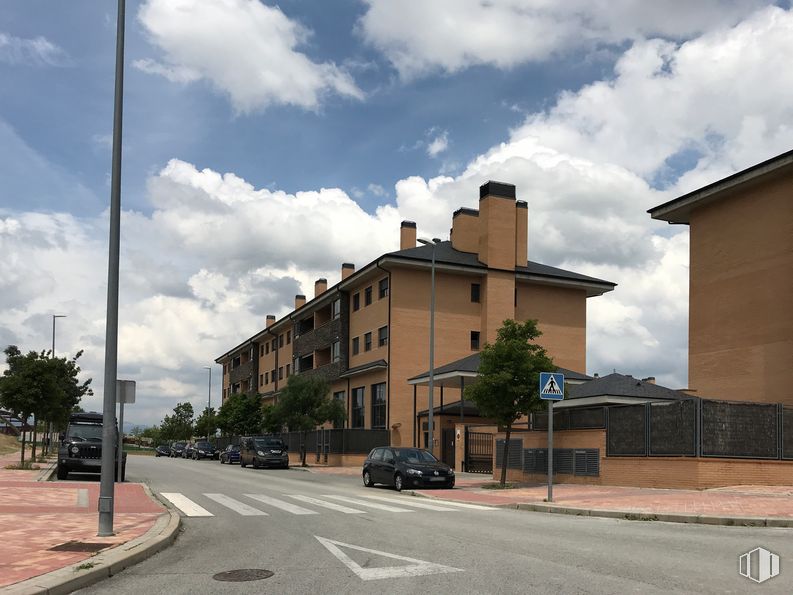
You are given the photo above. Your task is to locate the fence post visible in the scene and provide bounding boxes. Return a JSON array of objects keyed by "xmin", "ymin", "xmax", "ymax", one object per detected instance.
[
  {"xmin": 778, "ymin": 403, "xmax": 783, "ymax": 460},
  {"xmin": 644, "ymin": 403, "xmax": 650, "ymax": 456}
]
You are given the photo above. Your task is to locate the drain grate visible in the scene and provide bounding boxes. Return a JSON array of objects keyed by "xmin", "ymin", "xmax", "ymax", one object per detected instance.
[
  {"xmin": 49, "ymin": 541, "xmax": 113, "ymax": 553},
  {"xmin": 212, "ymin": 569, "xmax": 274, "ymax": 582}
]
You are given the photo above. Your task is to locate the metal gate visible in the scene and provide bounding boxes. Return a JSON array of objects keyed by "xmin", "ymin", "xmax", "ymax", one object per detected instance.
[
  {"xmin": 465, "ymin": 429, "xmax": 493, "ymax": 474},
  {"xmin": 315, "ymin": 428, "xmax": 330, "ymax": 464},
  {"xmin": 442, "ymin": 428, "xmax": 456, "ymax": 468}
]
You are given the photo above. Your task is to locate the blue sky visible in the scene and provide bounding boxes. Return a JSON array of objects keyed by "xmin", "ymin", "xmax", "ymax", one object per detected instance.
[{"xmin": 1, "ymin": 0, "xmax": 792, "ymax": 426}]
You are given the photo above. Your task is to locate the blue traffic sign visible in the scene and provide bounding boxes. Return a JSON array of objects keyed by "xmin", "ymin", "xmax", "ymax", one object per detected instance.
[{"xmin": 539, "ymin": 372, "xmax": 564, "ymax": 400}]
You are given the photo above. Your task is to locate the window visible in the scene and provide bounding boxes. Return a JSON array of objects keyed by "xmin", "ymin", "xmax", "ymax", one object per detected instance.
[
  {"xmin": 265, "ymin": 342, "xmax": 269, "ymax": 355},
  {"xmin": 284, "ymin": 364, "xmax": 289, "ymax": 377},
  {"xmin": 378, "ymin": 277, "xmax": 389, "ymax": 299},
  {"xmin": 287, "ymin": 330, "xmax": 291, "ymax": 344},
  {"xmin": 265, "ymin": 372, "xmax": 269, "ymax": 385},
  {"xmin": 260, "ymin": 345, "xmax": 264, "ymax": 357},
  {"xmin": 272, "ymin": 338, "xmax": 277, "ymax": 351},
  {"xmin": 331, "ymin": 340, "xmax": 340, "ymax": 363},
  {"xmin": 352, "ymin": 337, "xmax": 360, "ymax": 355},
  {"xmin": 271, "ymin": 369, "xmax": 276, "ymax": 382},
  {"xmin": 471, "ymin": 283, "xmax": 480, "ymax": 303},
  {"xmin": 332, "ymin": 298, "xmax": 341, "ymax": 319},
  {"xmin": 279, "ymin": 334, "xmax": 284, "ymax": 348},
  {"xmin": 364, "ymin": 286, "xmax": 372, "ymax": 306},
  {"xmin": 371, "ymin": 383, "xmax": 386, "ymax": 429},
  {"xmin": 471, "ymin": 331, "xmax": 480, "ymax": 350},
  {"xmin": 351, "ymin": 387, "xmax": 365, "ymax": 428},
  {"xmin": 378, "ymin": 325, "xmax": 388, "ymax": 347},
  {"xmin": 333, "ymin": 391, "xmax": 346, "ymax": 429},
  {"xmin": 353, "ymin": 293, "xmax": 360, "ymax": 311},
  {"xmin": 259, "ymin": 373, "xmax": 263, "ymax": 386},
  {"xmin": 364, "ymin": 332, "xmax": 372, "ymax": 352},
  {"xmin": 278, "ymin": 367, "xmax": 284, "ymax": 380}
]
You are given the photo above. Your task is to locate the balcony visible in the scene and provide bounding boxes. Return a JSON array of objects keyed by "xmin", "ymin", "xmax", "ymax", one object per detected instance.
[{"xmin": 293, "ymin": 318, "xmax": 342, "ymax": 358}]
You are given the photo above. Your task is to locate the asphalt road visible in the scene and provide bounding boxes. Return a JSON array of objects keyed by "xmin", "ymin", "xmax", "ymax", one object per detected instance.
[{"xmin": 76, "ymin": 456, "xmax": 793, "ymax": 594}]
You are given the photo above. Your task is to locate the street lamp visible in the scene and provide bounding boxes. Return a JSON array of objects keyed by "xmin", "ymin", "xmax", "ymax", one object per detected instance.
[
  {"xmin": 203, "ymin": 366, "xmax": 212, "ymax": 441},
  {"xmin": 52, "ymin": 315, "xmax": 66, "ymax": 357},
  {"xmin": 417, "ymin": 237, "xmax": 441, "ymax": 454}
]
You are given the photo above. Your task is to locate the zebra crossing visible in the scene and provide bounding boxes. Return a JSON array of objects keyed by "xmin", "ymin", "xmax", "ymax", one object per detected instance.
[{"xmin": 159, "ymin": 490, "xmax": 496, "ymax": 518}]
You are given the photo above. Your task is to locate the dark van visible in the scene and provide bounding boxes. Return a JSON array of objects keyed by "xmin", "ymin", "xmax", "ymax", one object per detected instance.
[{"xmin": 240, "ymin": 436, "xmax": 289, "ymax": 469}]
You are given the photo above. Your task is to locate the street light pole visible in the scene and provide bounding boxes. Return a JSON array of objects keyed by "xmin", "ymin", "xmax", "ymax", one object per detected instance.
[
  {"xmin": 418, "ymin": 238, "xmax": 441, "ymax": 454},
  {"xmin": 203, "ymin": 366, "xmax": 212, "ymax": 441},
  {"xmin": 52, "ymin": 315, "xmax": 66, "ymax": 357},
  {"xmin": 99, "ymin": 0, "xmax": 126, "ymax": 537}
]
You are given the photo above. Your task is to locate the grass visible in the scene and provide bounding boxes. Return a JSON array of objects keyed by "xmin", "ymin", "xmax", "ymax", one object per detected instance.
[
  {"xmin": 481, "ymin": 482, "xmax": 519, "ymax": 490},
  {"xmin": 75, "ymin": 562, "xmax": 96, "ymax": 571},
  {"xmin": 5, "ymin": 461, "xmax": 41, "ymax": 470},
  {"xmin": 125, "ymin": 449, "xmax": 155, "ymax": 456},
  {"xmin": 0, "ymin": 434, "xmax": 19, "ymax": 456}
]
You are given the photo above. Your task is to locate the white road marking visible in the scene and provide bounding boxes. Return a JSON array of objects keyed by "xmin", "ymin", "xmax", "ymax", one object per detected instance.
[
  {"xmin": 358, "ymin": 494, "xmax": 458, "ymax": 511},
  {"xmin": 244, "ymin": 493, "xmax": 318, "ymax": 515},
  {"xmin": 411, "ymin": 499, "xmax": 496, "ymax": 511},
  {"xmin": 204, "ymin": 493, "xmax": 268, "ymax": 516},
  {"xmin": 76, "ymin": 489, "xmax": 89, "ymax": 508},
  {"xmin": 321, "ymin": 495, "xmax": 414, "ymax": 513},
  {"xmin": 160, "ymin": 492, "xmax": 214, "ymax": 517},
  {"xmin": 315, "ymin": 535, "xmax": 463, "ymax": 581},
  {"xmin": 287, "ymin": 495, "xmax": 366, "ymax": 514}
]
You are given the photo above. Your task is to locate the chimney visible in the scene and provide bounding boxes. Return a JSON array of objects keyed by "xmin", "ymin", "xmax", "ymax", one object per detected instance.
[
  {"xmin": 515, "ymin": 200, "xmax": 528, "ymax": 267},
  {"xmin": 266, "ymin": 315, "xmax": 275, "ymax": 327},
  {"xmin": 451, "ymin": 207, "xmax": 479, "ymax": 254},
  {"xmin": 478, "ymin": 181, "xmax": 517, "ymax": 269},
  {"xmin": 641, "ymin": 376, "xmax": 656, "ymax": 384},
  {"xmin": 341, "ymin": 262, "xmax": 355, "ymax": 280},
  {"xmin": 314, "ymin": 278, "xmax": 327, "ymax": 297},
  {"xmin": 593, "ymin": 373, "xmax": 599, "ymax": 379},
  {"xmin": 400, "ymin": 221, "xmax": 416, "ymax": 250},
  {"xmin": 295, "ymin": 294, "xmax": 306, "ymax": 309}
]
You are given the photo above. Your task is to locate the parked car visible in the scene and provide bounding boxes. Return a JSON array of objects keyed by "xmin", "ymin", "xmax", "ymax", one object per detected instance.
[
  {"xmin": 240, "ymin": 436, "xmax": 289, "ymax": 469},
  {"xmin": 169, "ymin": 441, "xmax": 186, "ymax": 458},
  {"xmin": 192, "ymin": 441, "xmax": 215, "ymax": 460},
  {"xmin": 362, "ymin": 447, "xmax": 454, "ymax": 491},
  {"xmin": 155, "ymin": 444, "xmax": 171, "ymax": 457},
  {"xmin": 182, "ymin": 442, "xmax": 196, "ymax": 459},
  {"xmin": 219, "ymin": 444, "xmax": 240, "ymax": 464}
]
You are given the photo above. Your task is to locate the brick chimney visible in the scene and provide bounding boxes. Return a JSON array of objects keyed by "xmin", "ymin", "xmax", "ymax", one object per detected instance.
[
  {"xmin": 641, "ymin": 376, "xmax": 656, "ymax": 385},
  {"xmin": 451, "ymin": 207, "xmax": 479, "ymax": 254},
  {"xmin": 314, "ymin": 278, "xmax": 327, "ymax": 297},
  {"xmin": 478, "ymin": 181, "xmax": 517, "ymax": 269},
  {"xmin": 515, "ymin": 200, "xmax": 528, "ymax": 267},
  {"xmin": 295, "ymin": 294, "xmax": 306, "ymax": 309},
  {"xmin": 341, "ymin": 263, "xmax": 355, "ymax": 280},
  {"xmin": 400, "ymin": 221, "xmax": 416, "ymax": 250},
  {"xmin": 266, "ymin": 315, "xmax": 275, "ymax": 327}
]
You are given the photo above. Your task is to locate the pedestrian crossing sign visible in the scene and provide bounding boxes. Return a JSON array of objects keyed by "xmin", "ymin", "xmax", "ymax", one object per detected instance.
[{"xmin": 539, "ymin": 372, "xmax": 564, "ymax": 400}]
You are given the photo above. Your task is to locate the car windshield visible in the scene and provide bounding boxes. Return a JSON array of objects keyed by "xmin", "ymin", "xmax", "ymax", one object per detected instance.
[
  {"xmin": 196, "ymin": 442, "xmax": 212, "ymax": 449},
  {"xmin": 229, "ymin": 445, "xmax": 240, "ymax": 451},
  {"xmin": 255, "ymin": 439, "xmax": 284, "ymax": 449},
  {"xmin": 173, "ymin": 442, "xmax": 186, "ymax": 448},
  {"xmin": 396, "ymin": 449, "xmax": 438, "ymax": 463},
  {"xmin": 66, "ymin": 424, "xmax": 104, "ymax": 442}
]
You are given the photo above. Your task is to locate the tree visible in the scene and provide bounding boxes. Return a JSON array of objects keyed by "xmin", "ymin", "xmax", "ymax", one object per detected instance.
[
  {"xmin": 194, "ymin": 407, "xmax": 217, "ymax": 440},
  {"xmin": 159, "ymin": 402, "xmax": 194, "ymax": 441},
  {"xmin": 0, "ymin": 346, "xmax": 91, "ymax": 465},
  {"xmin": 216, "ymin": 393, "xmax": 263, "ymax": 436},
  {"xmin": 268, "ymin": 375, "xmax": 346, "ymax": 466},
  {"xmin": 464, "ymin": 319, "xmax": 555, "ymax": 486}
]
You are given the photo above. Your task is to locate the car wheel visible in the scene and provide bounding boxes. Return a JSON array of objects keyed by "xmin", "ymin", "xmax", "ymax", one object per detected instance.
[
  {"xmin": 220, "ymin": 457, "xmax": 224, "ymax": 464},
  {"xmin": 394, "ymin": 473, "xmax": 403, "ymax": 492},
  {"xmin": 56, "ymin": 465, "xmax": 68, "ymax": 480},
  {"xmin": 363, "ymin": 470, "xmax": 373, "ymax": 487},
  {"xmin": 240, "ymin": 457, "xmax": 246, "ymax": 468},
  {"xmin": 252, "ymin": 457, "xmax": 259, "ymax": 469}
]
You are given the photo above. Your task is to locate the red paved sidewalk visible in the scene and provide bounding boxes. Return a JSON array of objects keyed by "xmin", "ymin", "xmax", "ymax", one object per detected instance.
[
  {"xmin": 416, "ymin": 481, "xmax": 793, "ymax": 519},
  {"xmin": 0, "ymin": 451, "xmax": 167, "ymax": 589}
]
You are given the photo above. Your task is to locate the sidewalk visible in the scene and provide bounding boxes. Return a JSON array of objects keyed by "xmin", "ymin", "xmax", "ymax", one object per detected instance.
[
  {"xmin": 0, "ymin": 451, "xmax": 177, "ymax": 592},
  {"xmin": 412, "ymin": 479, "xmax": 793, "ymax": 526}
]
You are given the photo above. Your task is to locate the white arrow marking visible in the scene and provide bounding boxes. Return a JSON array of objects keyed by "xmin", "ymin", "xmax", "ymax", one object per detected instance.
[{"xmin": 315, "ymin": 536, "xmax": 463, "ymax": 581}]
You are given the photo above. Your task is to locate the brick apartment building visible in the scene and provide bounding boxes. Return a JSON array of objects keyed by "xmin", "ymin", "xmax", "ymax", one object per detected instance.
[{"xmin": 216, "ymin": 181, "xmax": 616, "ymax": 452}]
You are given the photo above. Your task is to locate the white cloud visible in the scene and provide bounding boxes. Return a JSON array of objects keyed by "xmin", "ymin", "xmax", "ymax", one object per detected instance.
[
  {"xmin": 136, "ymin": 0, "xmax": 363, "ymax": 112},
  {"xmin": 358, "ymin": 0, "xmax": 767, "ymax": 77},
  {"xmin": 0, "ymin": 32, "xmax": 68, "ymax": 66},
  {"xmin": 367, "ymin": 183, "xmax": 387, "ymax": 197},
  {"xmin": 427, "ymin": 130, "xmax": 449, "ymax": 157}
]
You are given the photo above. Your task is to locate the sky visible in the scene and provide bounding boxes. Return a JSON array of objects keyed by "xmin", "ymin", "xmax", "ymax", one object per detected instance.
[{"xmin": 1, "ymin": 0, "xmax": 792, "ymax": 427}]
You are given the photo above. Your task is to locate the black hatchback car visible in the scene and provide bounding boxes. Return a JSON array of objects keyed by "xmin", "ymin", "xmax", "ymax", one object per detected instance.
[
  {"xmin": 169, "ymin": 441, "xmax": 187, "ymax": 458},
  {"xmin": 240, "ymin": 436, "xmax": 289, "ymax": 469},
  {"xmin": 192, "ymin": 441, "xmax": 216, "ymax": 460},
  {"xmin": 155, "ymin": 444, "xmax": 171, "ymax": 457},
  {"xmin": 362, "ymin": 447, "xmax": 454, "ymax": 491}
]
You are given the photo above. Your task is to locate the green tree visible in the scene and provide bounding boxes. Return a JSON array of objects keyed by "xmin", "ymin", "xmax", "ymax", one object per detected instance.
[
  {"xmin": 216, "ymin": 393, "xmax": 263, "ymax": 436},
  {"xmin": 159, "ymin": 402, "xmax": 194, "ymax": 441},
  {"xmin": 464, "ymin": 319, "xmax": 555, "ymax": 486},
  {"xmin": 269, "ymin": 375, "xmax": 346, "ymax": 466},
  {"xmin": 194, "ymin": 406, "xmax": 217, "ymax": 440},
  {"xmin": 140, "ymin": 425, "xmax": 162, "ymax": 445}
]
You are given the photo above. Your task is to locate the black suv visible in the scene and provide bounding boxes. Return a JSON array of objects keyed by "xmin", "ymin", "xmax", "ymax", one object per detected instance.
[
  {"xmin": 57, "ymin": 412, "xmax": 126, "ymax": 481},
  {"xmin": 240, "ymin": 436, "xmax": 289, "ymax": 469}
]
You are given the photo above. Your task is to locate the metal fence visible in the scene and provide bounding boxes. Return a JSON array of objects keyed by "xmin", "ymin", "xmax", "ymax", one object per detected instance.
[
  {"xmin": 606, "ymin": 398, "xmax": 792, "ymax": 460},
  {"xmin": 519, "ymin": 448, "xmax": 600, "ymax": 476},
  {"xmin": 214, "ymin": 429, "xmax": 389, "ymax": 456},
  {"xmin": 532, "ymin": 407, "xmax": 606, "ymax": 431}
]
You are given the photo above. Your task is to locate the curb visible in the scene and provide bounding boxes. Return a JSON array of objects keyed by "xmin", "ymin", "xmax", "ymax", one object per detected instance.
[
  {"xmin": 4, "ymin": 491, "xmax": 181, "ymax": 595},
  {"xmin": 410, "ymin": 491, "xmax": 793, "ymax": 528},
  {"xmin": 35, "ymin": 460, "xmax": 57, "ymax": 482}
]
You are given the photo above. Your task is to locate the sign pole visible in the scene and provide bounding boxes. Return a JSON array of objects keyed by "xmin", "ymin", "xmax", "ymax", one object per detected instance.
[
  {"xmin": 547, "ymin": 400, "xmax": 553, "ymax": 502},
  {"xmin": 117, "ymin": 401, "xmax": 124, "ymax": 482}
]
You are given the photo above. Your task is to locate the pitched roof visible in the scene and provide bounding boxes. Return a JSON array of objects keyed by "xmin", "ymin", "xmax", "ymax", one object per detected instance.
[{"xmin": 567, "ymin": 373, "xmax": 687, "ymax": 401}]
